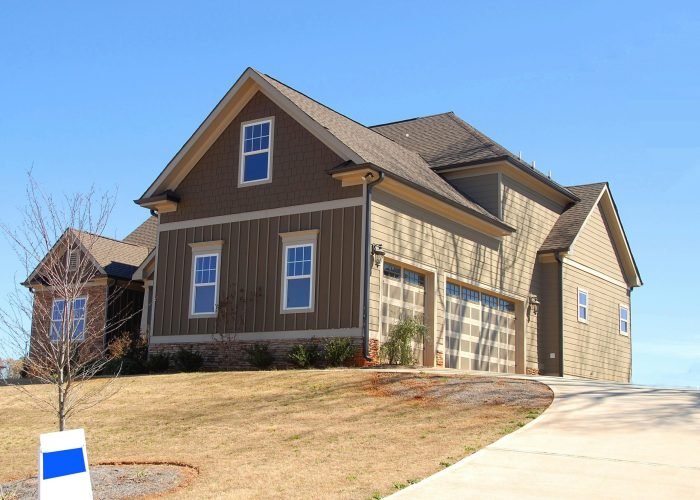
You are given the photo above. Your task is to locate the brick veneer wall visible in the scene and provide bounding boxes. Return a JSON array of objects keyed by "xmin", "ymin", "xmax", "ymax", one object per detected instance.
[{"xmin": 149, "ymin": 336, "xmax": 378, "ymax": 370}]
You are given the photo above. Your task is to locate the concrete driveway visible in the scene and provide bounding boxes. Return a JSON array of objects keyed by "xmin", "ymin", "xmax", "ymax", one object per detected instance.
[{"xmin": 390, "ymin": 376, "xmax": 700, "ymax": 499}]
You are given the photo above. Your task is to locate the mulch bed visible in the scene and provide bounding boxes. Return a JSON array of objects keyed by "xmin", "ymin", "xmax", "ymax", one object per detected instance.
[
  {"xmin": 0, "ymin": 462, "xmax": 197, "ymax": 499},
  {"xmin": 368, "ymin": 372, "xmax": 553, "ymax": 408}
]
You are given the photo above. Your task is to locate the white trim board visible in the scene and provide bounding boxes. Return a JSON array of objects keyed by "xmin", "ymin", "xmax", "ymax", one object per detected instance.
[
  {"xmin": 159, "ymin": 197, "xmax": 363, "ymax": 232},
  {"xmin": 150, "ymin": 328, "xmax": 362, "ymax": 344},
  {"xmin": 563, "ymin": 257, "xmax": 629, "ymax": 289}
]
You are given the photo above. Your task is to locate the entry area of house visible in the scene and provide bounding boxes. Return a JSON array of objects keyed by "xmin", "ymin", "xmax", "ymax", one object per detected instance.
[
  {"xmin": 381, "ymin": 262, "xmax": 426, "ymax": 365},
  {"xmin": 444, "ymin": 281, "xmax": 516, "ymax": 373}
]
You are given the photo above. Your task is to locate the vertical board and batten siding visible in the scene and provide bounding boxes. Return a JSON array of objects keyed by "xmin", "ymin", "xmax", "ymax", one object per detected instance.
[
  {"xmin": 447, "ymin": 174, "xmax": 500, "ymax": 217},
  {"xmin": 370, "ymin": 174, "xmax": 565, "ymax": 371},
  {"xmin": 153, "ymin": 206, "xmax": 362, "ymax": 337},
  {"xmin": 569, "ymin": 204, "xmax": 626, "ymax": 281},
  {"xmin": 500, "ymin": 176, "xmax": 564, "ymax": 369},
  {"xmin": 562, "ymin": 265, "xmax": 631, "ymax": 382},
  {"xmin": 160, "ymin": 91, "xmax": 361, "ymax": 225}
]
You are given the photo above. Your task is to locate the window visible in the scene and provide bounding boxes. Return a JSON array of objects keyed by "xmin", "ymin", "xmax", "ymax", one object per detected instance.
[
  {"xmin": 577, "ymin": 289, "xmax": 588, "ymax": 322},
  {"xmin": 240, "ymin": 118, "xmax": 273, "ymax": 185},
  {"xmin": 481, "ymin": 293, "xmax": 499, "ymax": 309},
  {"xmin": 50, "ymin": 297, "xmax": 86, "ymax": 341},
  {"xmin": 463, "ymin": 287, "xmax": 480, "ymax": 303},
  {"xmin": 446, "ymin": 282, "xmax": 461, "ymax": 298},
  {"xmin": 619, "ymin": 305, "xmax": 629, "ymax": 335},
  {"xmin": 403, "ymin": 269, "xmax": 425, "ymax": 287},
  {"xmin": 283, "ymin": 243, "xmax": 315, "ymax": 311},
  {"xmin": 383, "ymin": 263, "xmax": 401, "ymax": 280},
  {"xmin": 191, "ymin": 254, "xmax": 219, "ymax": 315}
]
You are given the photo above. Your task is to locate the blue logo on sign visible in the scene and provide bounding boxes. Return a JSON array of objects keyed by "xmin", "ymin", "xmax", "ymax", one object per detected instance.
[{"xmin": 42, "ymin": 448, "xmax": 87, "ymax": 480}]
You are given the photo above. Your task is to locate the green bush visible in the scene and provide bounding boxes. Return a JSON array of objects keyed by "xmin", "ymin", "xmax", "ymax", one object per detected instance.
[
  {"xmin": 379, "ymin": 317, "xmax": 427, "ymax": 365},
  {"xmin": 172, "ymin": 349, "xmax": 204, "ymax": 372},
  {"xmin": 244, "ymin": 343, "xmax": 274, "ymax": 369},
  {"xmin": 147, "ymin": 354, "xmax": 170, "ymax": 373},
  {"xmin": 323, "ymin": 337, "xmax": 355, "ymax": 367},
  {"xmin": 288, "ymin": 343, "xmax": 321, "ymax": 368}
]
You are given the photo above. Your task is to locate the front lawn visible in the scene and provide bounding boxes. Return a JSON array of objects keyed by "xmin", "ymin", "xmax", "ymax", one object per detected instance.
[{"xmin": 0, "ymin": 370, "xmax": 551, "ymax": 499}]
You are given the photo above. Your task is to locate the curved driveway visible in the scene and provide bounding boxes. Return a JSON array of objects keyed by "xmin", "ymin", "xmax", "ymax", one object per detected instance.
[{"xmin": 391, "ymin": 376, "xmax": 700, "ymax": 499}]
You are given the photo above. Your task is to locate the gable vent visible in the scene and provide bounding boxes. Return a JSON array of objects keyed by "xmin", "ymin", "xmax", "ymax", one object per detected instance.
[{"xmin": 67, "ymin": 250, "xmax": 79, "ymax": 271}]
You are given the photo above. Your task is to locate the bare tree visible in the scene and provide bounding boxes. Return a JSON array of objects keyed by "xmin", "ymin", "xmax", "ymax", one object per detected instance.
[{"xmin": 0, "ymin": 173, "xmax": 129, "ymax": 431}]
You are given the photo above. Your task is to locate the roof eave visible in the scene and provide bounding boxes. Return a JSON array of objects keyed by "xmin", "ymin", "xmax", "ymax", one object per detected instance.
[{"xmin": 331, "ymin": 163, "xmax": 515, "ymax": 236}]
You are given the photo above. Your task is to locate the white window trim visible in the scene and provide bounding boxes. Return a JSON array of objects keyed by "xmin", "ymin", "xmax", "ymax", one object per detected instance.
[
  {"xmin": 238, "ymin": 117, "xmax": 274, "ymax": 187},
  {"xmin": 189, "ymin": 241, "xmax": 224, "ymax": 319},
  {"xmin": 619, "ymin": 304, "xmax": 630, "ymax": 336},
  {"xmin": 280, "ymin": 230, "xmax": 318, "ymax": 314},
  {"xmin": 50, "ymin": 296, "xmax": 88, "ymax": 342},
  {"xmin": 577, "ymin": 288, "xmax": 588, "ymax": 323}
]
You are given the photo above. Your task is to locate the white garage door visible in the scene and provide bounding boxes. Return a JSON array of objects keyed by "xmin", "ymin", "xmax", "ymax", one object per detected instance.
[
  {"xmin": 381, "ymin": 262, "xmax": 425, "ymax": 365},
  {"xmin": 444, "ymin": 282, "xmax": 516, "ymax": 373}
]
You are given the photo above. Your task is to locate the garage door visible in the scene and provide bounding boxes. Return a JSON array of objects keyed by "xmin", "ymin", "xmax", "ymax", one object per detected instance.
[
  {"xmin": 444, "ymin": 282, "xmax": 516, "ymax": 373},
  {"xmin": 381, "ymin": 262, "xmax": 425, "ymax": 365}
]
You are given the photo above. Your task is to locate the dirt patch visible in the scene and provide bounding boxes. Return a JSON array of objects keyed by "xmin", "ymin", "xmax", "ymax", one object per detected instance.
[
  {"xmin": 0, "ymin": 462, "xmax": 197, "ymax": 499},
  {"xmin": 368, "ymin": 372, "xmax": 553, "ymax": 408}
]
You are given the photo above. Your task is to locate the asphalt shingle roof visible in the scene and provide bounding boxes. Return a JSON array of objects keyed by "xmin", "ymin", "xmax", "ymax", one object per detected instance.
[
  {"xmin": 123, "ymin": 216, "xmax": 157, "ymax": 250},
  {"xmin": 539, "ymin": 183, "xmax": 607, "ymax": 253},
  {"xmin": 371, "ymin": 112, "xmax": 577, "ymax": 200},
  {"xmin": 371, "ymin": 112, "xmax": 512, "ymax": 167},
  {"xmin": 73, "ymin": 230, "xmax": 151, "ymax": 280},
  {"xmin": 256, "ymin": 71, "xmax": 505, "ymax": 225}
]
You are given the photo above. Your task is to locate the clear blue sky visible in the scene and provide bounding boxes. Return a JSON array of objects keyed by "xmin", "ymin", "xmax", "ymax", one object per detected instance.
[{"xmin": 1, "ymin": 1, "xmax": 698, "ymax": 387}]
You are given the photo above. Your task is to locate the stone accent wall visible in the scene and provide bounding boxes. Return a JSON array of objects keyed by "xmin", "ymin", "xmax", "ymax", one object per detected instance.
[{"xmin": 150, "ymin": 336, "xmax": 375, "ymax": 371}]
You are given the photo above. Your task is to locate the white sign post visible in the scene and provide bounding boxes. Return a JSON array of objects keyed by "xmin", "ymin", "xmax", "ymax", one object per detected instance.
[{"xmin": 38, "ymin": 428, "xmax": 93, "ymax": 500}]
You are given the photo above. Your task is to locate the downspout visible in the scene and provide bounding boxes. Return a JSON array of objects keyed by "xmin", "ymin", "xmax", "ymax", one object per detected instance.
[
  {"xmin": 362, "ymin": 171, "xmax": 385, "ymax": 360},
  {"xmin": 554, "ymin": 252, "xmax": 564, "ymax": 377}
]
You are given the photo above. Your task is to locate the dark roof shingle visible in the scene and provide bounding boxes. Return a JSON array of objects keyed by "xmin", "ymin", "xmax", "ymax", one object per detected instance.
[
  {"xmin": 371, "ymin": 112, "xmax": 577, "ymax": 200},
  {"xmin": 74, "ymin": 230, "xmax": 151, "ymax": 280},
  {"xmin": 256, "ymin": 71, "xmax": 507, "ymax": 227},
  {"xmin": 539, "ymin": 183, "xmax": 607, "ymax": 253},
  {"xmin": 123, "ymin": 216, "xmax": 157, "ymax": 249}
]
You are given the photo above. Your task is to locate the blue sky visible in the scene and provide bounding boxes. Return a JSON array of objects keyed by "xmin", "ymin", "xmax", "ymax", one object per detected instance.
[{"xmin": 1, "ymin": 1, "xmax": 698, "ymax": 386}]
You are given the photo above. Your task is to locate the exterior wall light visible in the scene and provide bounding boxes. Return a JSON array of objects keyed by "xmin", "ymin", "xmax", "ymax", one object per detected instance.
[{"xmin": 371, "ymin": 243, "xmax": 385, "ymax": 269}]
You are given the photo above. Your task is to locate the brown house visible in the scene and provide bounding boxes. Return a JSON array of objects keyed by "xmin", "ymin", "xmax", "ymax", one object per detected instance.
[
  {"xmin": 132, "ymin": 67, "xmax": 642, "ymax": 382},
  {"xmin": 24, "ymin": 218, "xmax": 157, "ymax": 349}
]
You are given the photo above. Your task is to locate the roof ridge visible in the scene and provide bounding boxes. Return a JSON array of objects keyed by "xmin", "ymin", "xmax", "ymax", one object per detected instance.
[
  {"xmin": 71, "ymin": 228, "xmax": 149, "ymax": 249},
  {"xmin": 566, "ymin": 181, "xmax": 608, "ymax": 189},
  {"xmin": 259, "ymin": 70, "xmax": 431, "ymax": 167},
  {"xmin": 369, "ymin": 112, "xmax": 454, "ymax": 129}
]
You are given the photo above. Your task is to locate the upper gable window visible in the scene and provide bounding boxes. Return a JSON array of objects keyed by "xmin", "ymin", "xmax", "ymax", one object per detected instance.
[
  {"xmin": 239, "ymin": 118, "xmax": 274, "ymax": 186},
  {"xmin": 577, "ymin": 288, "xmax": 588, "ymax": 323}
]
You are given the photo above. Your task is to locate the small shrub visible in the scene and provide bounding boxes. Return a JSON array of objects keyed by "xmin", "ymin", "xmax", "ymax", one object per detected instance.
[
  {"xmin": 323, "ymin": 337, "xmax": 354, "ymax": 367},
  {"xmin": 147, "ymin": 354, "xmax": 170, "ymax": 373},
  {"xmin": 102, "ymin": 332, "xmax": 148, "ymax": 375},
  {"xmin": 380, "ymin": 317, "xmax": 427, "ymax": 365},
  {"xmin": 288, "ymin": 343, "xmax": 321, "ymax": 368},
  {"xmin": 244, "ymin": 343, "xmax": 274, "ymax": 369},
  {"xmin": 172, "ymin": 349, "xmax": 203, "ymax": 372}
]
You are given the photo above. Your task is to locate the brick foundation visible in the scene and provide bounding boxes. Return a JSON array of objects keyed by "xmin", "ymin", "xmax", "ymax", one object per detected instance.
[{"xmin": 149, "ymin": 336, "xmax": 378, "ymax": 371}]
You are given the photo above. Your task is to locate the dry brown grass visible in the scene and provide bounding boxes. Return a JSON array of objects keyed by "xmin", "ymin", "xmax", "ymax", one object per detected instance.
[{"xmin": 0, "ymin": 370, "xmax": 552, "ymax": 499}]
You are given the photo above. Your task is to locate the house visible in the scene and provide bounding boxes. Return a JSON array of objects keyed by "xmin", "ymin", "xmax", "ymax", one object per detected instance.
[
  {"xmin": 134, "ymin": 67, "xmax": 641, "ymax": 382},
  {"xmin": 24, "ymin": 217, "xmax": 157, "ymax": 349}
]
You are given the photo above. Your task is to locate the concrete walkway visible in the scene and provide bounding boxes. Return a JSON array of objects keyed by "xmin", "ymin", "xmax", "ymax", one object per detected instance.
[{"xmin": 390, "ymin": 376, "xmax": 700, "ymax": 499}]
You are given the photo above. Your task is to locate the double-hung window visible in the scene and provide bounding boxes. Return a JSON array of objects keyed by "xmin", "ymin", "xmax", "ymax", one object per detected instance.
[
  {"xmin": 50, "ymin": 297, "xmax": 86, "ymax": 341},
  {"xmin": 619, "ymin": 305, "xmax": 629, "ymax": 335},
  {"xmin": 240, "ymin": 118, "xmax": 273, "ymax": 185},
  {"xmin": 577, "ymin": 288, "xmax": 588, "ymax": 322},
  {"xmin": 280, "ymin": 230, "xmax": 318, "ymax": 313},
  {"xmin": 189, "ymin": 241, "xmax": 223, "ymax": 317}
]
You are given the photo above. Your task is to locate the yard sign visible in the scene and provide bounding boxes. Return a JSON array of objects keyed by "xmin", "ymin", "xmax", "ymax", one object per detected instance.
[{"xmin": 39, "ymin": 428, "xmax": 93, "ymax": 499}]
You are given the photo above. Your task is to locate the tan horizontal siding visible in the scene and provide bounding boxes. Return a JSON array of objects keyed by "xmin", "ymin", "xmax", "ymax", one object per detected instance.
[
  {"xmin": 536, "ymin": 261, "xmax": 561, "ymax": 375},
  {"xmin": 447, "ymin": 174, "xmax": 500, "ymax": 216},
  {"xmin": 571, "ymin": 204, "xmax": 625, "ymax": 282},
  {"xmin": 562, "ymin": 264, "xmax": 631, "ymax": 382},
  {"xmin": 153, "ymin": 206, "xmax": 362, "ymax": 337},
  {"xmin": 371, "ymin": 177, "xmax": 564, "ymax": 371}
]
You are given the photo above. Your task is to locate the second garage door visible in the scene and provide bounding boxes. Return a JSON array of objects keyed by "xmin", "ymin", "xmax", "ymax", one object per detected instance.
[{"xmin": 444, "ymin": 282, "xmax": 516, "ymax": 373}]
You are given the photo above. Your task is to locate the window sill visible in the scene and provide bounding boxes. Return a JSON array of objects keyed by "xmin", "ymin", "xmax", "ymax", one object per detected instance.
[
  {"xmin": 238, "ymin": 178, "xmax": 272, "ymax": 188},
  {"xmin": 281, "ymin": 307, "xmax": 314, "ymax": 315},
  {"xmin": 189, "ymin": 313, "xmax": 218, "ymax": 319}
]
